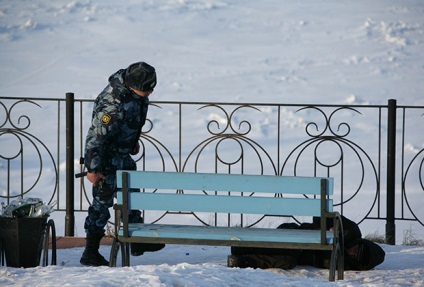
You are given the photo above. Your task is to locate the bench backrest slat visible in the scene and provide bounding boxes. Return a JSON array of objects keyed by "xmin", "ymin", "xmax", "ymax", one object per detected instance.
[
  {"xmin": 116, "ymin": 171, "xmax": 333, "ymax": 196},
  {"xmin": 117, "ymin": 192, "xmax": 333, "ymax": 216}
]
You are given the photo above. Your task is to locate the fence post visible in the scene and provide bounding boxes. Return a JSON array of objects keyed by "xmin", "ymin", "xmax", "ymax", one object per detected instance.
[
  {"xmin": 65, "ymin": 93, "xmax": 75, "ymax": 236},
  {"xmin": 386, "ymin": 99, "xmax": 396, "ymax": 245}
]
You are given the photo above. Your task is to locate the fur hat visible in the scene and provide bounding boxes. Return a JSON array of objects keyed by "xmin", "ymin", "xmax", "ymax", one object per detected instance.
[{"xmin": 125, "ymin": 62, "xmax": 157, "ymax": 91}]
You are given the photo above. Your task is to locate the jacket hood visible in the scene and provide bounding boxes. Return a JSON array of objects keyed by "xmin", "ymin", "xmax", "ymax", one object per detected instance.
[
  {"xmin": 108, "ymin": 69, "xmax": 126, "ymax": 89},
  {"xmin": 108, "ymin": 69, "xmax": 142, "ymax": 101}
]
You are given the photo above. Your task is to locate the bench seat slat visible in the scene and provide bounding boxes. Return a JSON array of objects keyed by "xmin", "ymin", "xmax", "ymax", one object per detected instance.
[
  {"xmin": 119, "ymin": 192, "xmax": 333, "ymax": 216},
  {"xmin": 116, "ymin": 171, "xmax": 333, "ymax": 196},
  {"xmin": 118, "ymin": 224, "xmax": 334, "ymax": 245}
]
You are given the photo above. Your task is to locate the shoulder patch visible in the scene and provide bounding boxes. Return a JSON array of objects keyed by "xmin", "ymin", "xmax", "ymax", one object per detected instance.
[{"xmin": 101, "ymin": 114, "xmax": 112, "ymax": 125}]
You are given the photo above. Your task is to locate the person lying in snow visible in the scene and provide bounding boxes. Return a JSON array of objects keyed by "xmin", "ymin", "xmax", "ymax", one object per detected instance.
[{"xmin": 228, "ymin": 216, "xmax": 385, "ymax": 271}]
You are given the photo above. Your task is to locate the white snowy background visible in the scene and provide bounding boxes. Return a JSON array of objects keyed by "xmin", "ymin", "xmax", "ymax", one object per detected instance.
[{"xmin": 1, "ymin": 0, "xmax": 424, "ymax": 286}]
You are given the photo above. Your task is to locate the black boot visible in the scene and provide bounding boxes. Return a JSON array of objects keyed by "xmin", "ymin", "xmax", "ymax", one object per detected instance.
[
  {"xmin": 80, "ymin": 232, "xmax": 109, "ymax": 266},
  {"xmin": 131, "ymin": 242, "xmax": 165, "ymax": 256},
  {"xmin": 128, "ymin": 212, "xmax": 165, "ymax": 256}
]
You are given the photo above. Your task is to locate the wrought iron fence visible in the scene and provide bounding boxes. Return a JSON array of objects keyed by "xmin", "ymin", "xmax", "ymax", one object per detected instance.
[{"xmin": 0, "ymin": 94, "xmax": 423, "ymax": 244}]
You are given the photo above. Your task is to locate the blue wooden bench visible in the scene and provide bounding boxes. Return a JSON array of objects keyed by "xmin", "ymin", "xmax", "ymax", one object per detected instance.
[{"xmin": 110, "ymin": 171, "xmax": 344, "ymax": 281}]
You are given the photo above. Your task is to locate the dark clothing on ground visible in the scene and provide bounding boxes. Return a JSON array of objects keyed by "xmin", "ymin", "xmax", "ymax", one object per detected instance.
[{"xmin": 231, "ymin": 216, "xmax": 385, "ymax": 271}]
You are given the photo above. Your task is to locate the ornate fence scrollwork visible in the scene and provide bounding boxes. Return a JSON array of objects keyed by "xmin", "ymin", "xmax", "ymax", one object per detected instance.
[
  {"xmin": 402, "ymin": 149, "xmax": 424, "ymax": 226},
  {"xmin": 281, "ymin": 106, "xmax": 381, "ymax": 225},
  {"xmin": 177, "ymin": 104, "xmax": 277, "ymax": 226},
  {"xmin": 0, "ymin": 100, "xmax": 58, "ymax": 205},
  {"xmin": 143, "ymin": 104, "xmax": 279, "ymax": 227},
  {"xmin": 183, "ymin": 104, "xmax": 277, "ymax": 175},
  {"xmin": 1, "ymin": 96, "xmax": 423, "ymax": 243},
  {"xmin": 401, "ymin": 110, "xmax": 424, "ymax": 226}
]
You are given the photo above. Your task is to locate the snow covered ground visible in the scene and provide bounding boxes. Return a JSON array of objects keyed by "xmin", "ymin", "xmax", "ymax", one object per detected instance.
[
  {"xmin": 1, "ymin": 0, "xmax": 424, "ymax": 286},
  {"xmin": 0, "ymin": 244, "xmax": 423, "ymax": 287},
  {"xmin": 0, "ymin": 245, "xmax": 424, "ymax": 287}
]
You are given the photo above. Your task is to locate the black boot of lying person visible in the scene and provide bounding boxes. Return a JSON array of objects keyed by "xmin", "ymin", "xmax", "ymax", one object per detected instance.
[{"xmin": 130, "ymin": 243, "xmax": 165, "ymax": 256}]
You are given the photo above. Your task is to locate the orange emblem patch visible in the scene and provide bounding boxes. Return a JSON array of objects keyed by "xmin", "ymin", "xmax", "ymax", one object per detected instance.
[{"xmin": 101, "ymin": 114, "xmax": 111, "ymax": 125}]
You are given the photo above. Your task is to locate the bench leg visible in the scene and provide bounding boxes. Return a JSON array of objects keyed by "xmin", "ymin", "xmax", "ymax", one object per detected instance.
[
  {"xmin": 122, "ymin": 242, "xmax": 130, "ymax": 267},
  {"xmin": 329, "ymin": 249, "xmax": 336, "ymax": 282},
  {"xmin": 329, "ymin": 214, "xmax": 345, "ymax": 281},
  {"xmin": 109, "ymin": 238, "xmax": 131, "ymax": 267},
  {"xmin": 337, "ymin": 243, "xmax": 344, "ymax": 280},
  {"xmin": 329, "ymin": 243, "xmax": 344, "ymax": 281},
  {"xmin": 109, "ymin": 238, "xmax": 119, "ymax": 267}
]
